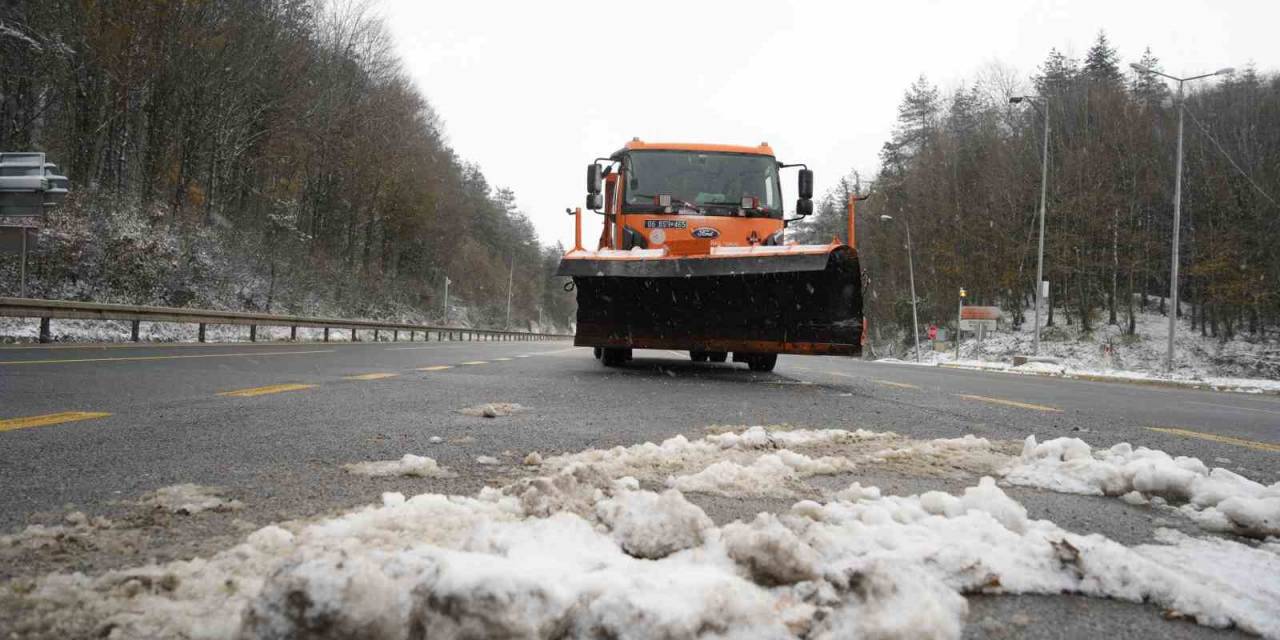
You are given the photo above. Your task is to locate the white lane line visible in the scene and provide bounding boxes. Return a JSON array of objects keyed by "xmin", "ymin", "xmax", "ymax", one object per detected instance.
[{"xmin": 1184, "ymin": 400, "xmax": 1280, "ymax": 416}]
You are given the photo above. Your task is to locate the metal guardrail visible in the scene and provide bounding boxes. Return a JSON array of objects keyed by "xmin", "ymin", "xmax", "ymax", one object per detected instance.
[{"xmin": 0, "ymin": 297, "xmax": 572, "ymax": 344}]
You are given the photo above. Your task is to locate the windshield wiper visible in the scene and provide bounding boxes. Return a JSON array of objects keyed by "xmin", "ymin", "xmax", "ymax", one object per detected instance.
[{"xmin": 631, "ymin": 194, "xmax": 700, "ymax": 213}]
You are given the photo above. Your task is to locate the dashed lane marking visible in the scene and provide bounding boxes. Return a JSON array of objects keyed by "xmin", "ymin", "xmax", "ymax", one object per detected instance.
[
  {"xmin": 955, "ymin": 394, "xmax": 1063, "ymax": 413},
  {"xmin": 874, "ymin": 379, "xmax": 921, "ymax": 390},
  {"xmin": 1146, "ymin": 427, "xmax": 1280, "ymax": 453},
  {"xmin": 0, "ymin": 411, "xmax": 112, "ymax": 433},
  {"xmin": 492, "ymin": 357, "xmax": 513, "ymax": 361},
  {"xmin": 0, "ymin": 349, "xmax": 334, "ymax": 366},
  {"xmin": 417, "ymin": 365, "xmax": 453, "ymax": 371},
  {"xmin": 515, "ymin": 355, "xmax": 532, "ymax": 358},
  {"xmin": 344, "ymin": 373, "xmax": 399, "ymax": 381},
  {"xmin": 217, "ymin": 383, "xmax": 316, "ymax": 398},
  {"xmin": 459, "ymin": 361, "xmax": 487, "ymax": 366}
]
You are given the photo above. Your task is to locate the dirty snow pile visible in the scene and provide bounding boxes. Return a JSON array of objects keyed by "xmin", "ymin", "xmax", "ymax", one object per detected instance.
[
  {"xmin": 141, "ymin": 483, "xmax": 243, "ymax": 514},
  {"xmin": 542, "ymin": 426, "xmax": 1008, "ymax": 499},
  {"xmin": 8, "ymin": 427, "xmax": 1280, "ymax": 639},
  {"xmin": 1005, "ymin": 436, "xmax": 1280, "ymax": 538},
  {"xmin": 459, "ymin": 402, "xmax": 524, "ymax": 418},
  {"xmin": 344, "ymin": 455, "xmax": 456, "ymax": 478}
]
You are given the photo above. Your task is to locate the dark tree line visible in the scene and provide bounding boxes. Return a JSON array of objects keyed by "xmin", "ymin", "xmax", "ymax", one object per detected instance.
[
  {"xmin": 0, "ymin": 0, "xmax": 573, "ymax": 328},
  {"xmin": 800, "ymin": 33, "xmax": 1280, "ymax": 345}
]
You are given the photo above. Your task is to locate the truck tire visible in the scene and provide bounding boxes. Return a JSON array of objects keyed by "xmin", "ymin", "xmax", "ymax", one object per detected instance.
[
  {"xmin": 689, "ymin": 350, "xmax": 709, "ymax": 362},
  {"xmin": 602, "ymin": 347, "xmax": 630, "ymax": 367},
  {"xmin": 708, "ymin": 351, "xmax": 728, "ymax": 363},
  {"xmin": 747, "ymin": 353, "xmax": 777, "ymax": 372},
  {"xmin": 593, "ymin": 347, "xmax": 602, "ymax": 360}
]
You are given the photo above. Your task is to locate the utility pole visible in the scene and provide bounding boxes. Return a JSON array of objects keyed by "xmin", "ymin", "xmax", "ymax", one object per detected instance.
[
  {"xmin": 880, "ymin": 214, "xmax": 920, "ymax": 362},
  {"xmin": 504, "ymin": 258, "xmax": 515, "ymax": 330},
  {"xmin": 19, "ymin": 229, "xmax": 28, "ymax": 298},
  {"xmin": 1010, "ymin": 95, "xmax": 1050, "ymax": 355},
  {"xmin": 1130, "ymin": 63, "xmax": 1234, "ymax": 373},
  {"xmin": 443, "ymin": 276, "xmax": 451, "ymax": 324}
]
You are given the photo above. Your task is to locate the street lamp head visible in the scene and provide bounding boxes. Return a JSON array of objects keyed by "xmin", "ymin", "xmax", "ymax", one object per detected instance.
[
  {"xmin": 879, "ymin": 214, "xmax": 894, "ymax": 221},
  {"xmin": 1215, "ymin": 67, "xmax": 1236, "ymax": 76},
  {"xmin": 1130, "ymin": 63, "xmax": 1149, "ymax": 73},
  {"xmin": 1009, "ymin": 96, "xmax": 1024, "ymax": 104}
]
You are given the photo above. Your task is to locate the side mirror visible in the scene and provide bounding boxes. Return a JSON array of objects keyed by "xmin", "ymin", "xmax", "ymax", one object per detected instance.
[
  {"xmin": 586, "ymin": 193, "xmax": 604, "ymax": 211},
  {"xmin": 587, "ymin": 164, "xmax": 602, "ymax": 195},
  {"xmin": 795, "ymin": 198, "xmax": 813, "ymax": 217},
  {"xmin": 798, "ymin": 169, "xmax": 814, "ymax": 200}
]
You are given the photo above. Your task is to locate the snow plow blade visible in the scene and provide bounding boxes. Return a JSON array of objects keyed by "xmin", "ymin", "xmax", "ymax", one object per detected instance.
[{"xmin": 558, "ymin": 246, "xmax": 862, "ymax": 356}]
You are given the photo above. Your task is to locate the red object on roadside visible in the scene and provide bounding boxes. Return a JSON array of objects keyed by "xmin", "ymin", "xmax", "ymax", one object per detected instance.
[{"xmin": 928, "ymin": 325, "xmax": 938, "ymax": 340}]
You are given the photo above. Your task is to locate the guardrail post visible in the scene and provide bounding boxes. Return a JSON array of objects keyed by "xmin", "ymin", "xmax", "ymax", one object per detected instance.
[
  {"xmin": 374, "ymin": 329, "xmax": 380, "ymax": 342},
  {"xmin": 39, "ymin": 317, "xmax": 51, "ymax": 343},
  {"xmin": 198, "ymin": 323, "xmax": 206, "ymax": 343},
  {"xmin": 131, "ymin": 320, "xmax": 140, "ymax": 342},
  {"xmin": 250, "ymin": 325, "xmax": 257, "ymax": 342},
  {"xmin": 323, "ymin": 328, "xmax": 330, "ymax": 342},
  {"xmin": 351, "ymin": 328, "xmax": 357, "ymax": 342},
  {"xmin": 393, "ymin": 329, "xmax": 398, "ymax": 342},
  {"xmin": 290, "ymin": 326, "xmax": 297, "ymax": 341}
]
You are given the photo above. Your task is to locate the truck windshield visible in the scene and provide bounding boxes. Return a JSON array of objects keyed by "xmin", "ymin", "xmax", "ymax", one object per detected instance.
[{"xmin": 622, "ymin": 150, "xmax": 782, "ymax": 217}]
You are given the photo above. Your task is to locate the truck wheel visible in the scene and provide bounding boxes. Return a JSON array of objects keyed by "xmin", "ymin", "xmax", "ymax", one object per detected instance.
[
  {"xmin": 602, "ymin": 348, "xmax": 630, "ymax": 367},
  {"xmin": 708, "ymin": 351, "xmax": 728, "ymax": 363},
  {"xmin": 690, "ymin": 350, "xmax": 709, "ymax": 362},
  {"xmin": 593, "ymin": 347, "xmax": 602, "ymax": 360},
  {"xmin": 747, "ymin": 353, "xmax": 777, "ymax": 372}
]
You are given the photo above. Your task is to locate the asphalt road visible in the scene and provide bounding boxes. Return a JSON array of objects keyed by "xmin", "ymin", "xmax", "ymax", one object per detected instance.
[{"xmin": 2, "ymin": 338, "xmax": 1277, "ymax": 638}]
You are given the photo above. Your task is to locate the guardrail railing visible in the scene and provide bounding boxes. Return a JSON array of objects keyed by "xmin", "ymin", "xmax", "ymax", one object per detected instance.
[{"xmin": 0, "ymin": 297, "xmax": 572, "ymax": 344}]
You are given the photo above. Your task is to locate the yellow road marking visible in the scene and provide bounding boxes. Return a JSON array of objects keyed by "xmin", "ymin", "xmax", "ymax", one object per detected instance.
[
  {"xmin": 875, "ymin": 379, "xmax": 920, "ymax": 390},
  {"xmin": 955, "ymin": 394, "xmax": 1062, "ymax": 413},
  {"xmin": 0, "ymin": 349, "xmax": 334, "ymax": 366},
  {"xmin": 492, "ymin": 357, "xmax": 513, "ymax": 361},
  {"xmin": 344, "ymin": 373, "xmax": 398, "ymax": 381},
  {"xmin": 418, "ymin": 365, "xmax": 453, "ymax": 371},
  {"xmin": 459, "ymin": 361, "xmax": 487, "ymax": 366},
  {"xmin": 218, "ymin": 383, "xmax": 316, "ymax": 398},
  {"xmin": 0, "ymin": 411, "xmax": 112, "ymax": 433},
  {"xmin": 1146, "ymin": 427, "xmax": 1280, "ymax": 453}
]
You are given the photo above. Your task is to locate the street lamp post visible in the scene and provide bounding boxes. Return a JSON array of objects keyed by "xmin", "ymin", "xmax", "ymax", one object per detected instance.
[
  {"xmin": 1010, "ymin": 95, "xmax": 1050, "ymax": 355},
  {"xmin": 1130, "ymin": 63, "xmax": 1234, "ymax": 373},
  {"xmin": 880, "ymin": 214, "xmax": 921, "ymax": 362}
]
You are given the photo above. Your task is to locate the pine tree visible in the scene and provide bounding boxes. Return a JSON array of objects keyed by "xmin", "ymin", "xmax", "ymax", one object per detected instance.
[
  {"xmin": 1034, "ymin": 48, "xmax": 1078, "ymax": 95},
  {"xmin": 1130, "ymin": 47, "xmax": 1169, "ymax": 108},
  {"xmin": 1084, "ymin": 31, "xmax": 1123, "ymax": 87},
  {"xmin": 888, "ymin": 75, "xmax": 940, "ymax": 159}
]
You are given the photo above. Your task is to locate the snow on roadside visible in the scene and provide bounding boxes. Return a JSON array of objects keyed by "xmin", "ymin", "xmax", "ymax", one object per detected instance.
[
  {"xmin": 343, "ymin": 455, "xmax": 455, "ymax": 478},
  {"xmin": 1004, "ymin": 436, "xmax": 1280, "ymax": 538},
  {"xmin": 876, "ymin": 304, "xmax": 1280, "ymax": 393},
  {"xmin": 459, "ymin": 402, "xmax": 523, "ymax": 418},
  {"xmin": 8, "ymin": 427, "xmax": 1280, "ymax": 639},
  {"xmin": 141, "ymin": 484, "xmax": 243, "ymax": 514}
]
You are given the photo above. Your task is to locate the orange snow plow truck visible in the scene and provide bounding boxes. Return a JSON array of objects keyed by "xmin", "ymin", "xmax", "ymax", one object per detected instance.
[{"xmin": 557, "ymin": 139, "xmax": 862, "ymax": 372}]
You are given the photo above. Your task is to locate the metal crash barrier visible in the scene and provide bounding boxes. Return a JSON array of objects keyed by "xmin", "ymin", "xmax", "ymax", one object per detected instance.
[{"xmin": 0, "ymin": 297, "xmax": 572, "ymax": 344}]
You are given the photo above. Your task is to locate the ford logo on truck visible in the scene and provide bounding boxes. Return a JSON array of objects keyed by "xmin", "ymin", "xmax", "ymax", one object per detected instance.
[{"xmin": 691, "ymin": 227, "xmax": 719, "ymax": 239}]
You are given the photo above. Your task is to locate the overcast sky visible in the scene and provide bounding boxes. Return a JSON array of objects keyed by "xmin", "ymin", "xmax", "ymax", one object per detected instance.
[{"xmin": 381, "ymin": 0, "xmax": 1276, "ymax": 249}]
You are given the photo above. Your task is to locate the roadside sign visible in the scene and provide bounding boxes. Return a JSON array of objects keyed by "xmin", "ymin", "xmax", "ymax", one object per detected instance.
[
  {"xmin": 960, "ymin": 306, "xmax": 1000, "ymax": 321},
  {"xmin": 1040, "ymin": 280, "xmax": 1050, "ymax": 298},
  {"xmin": 959, "ymin": 318, "xmax": 997, "ymax": 331}
]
